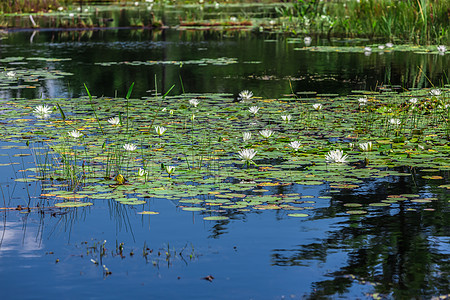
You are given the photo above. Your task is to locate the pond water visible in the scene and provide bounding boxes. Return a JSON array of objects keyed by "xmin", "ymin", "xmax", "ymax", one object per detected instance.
[{"xmin": 0, "ymin": 27, "xmax": 449, "ymax": 299}]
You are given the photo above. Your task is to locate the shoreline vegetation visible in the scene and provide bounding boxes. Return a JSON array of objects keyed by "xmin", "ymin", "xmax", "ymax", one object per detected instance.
[{"xmin": 0, "ymin": 0, "xmax": 448, "ymax": 44}]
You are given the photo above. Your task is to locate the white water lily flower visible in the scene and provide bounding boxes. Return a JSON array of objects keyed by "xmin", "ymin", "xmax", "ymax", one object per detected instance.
[
  {"xmin": 6, "ymin": 71, "xmax": 16, "ymax": 77},
  {"xmin": 378, "ymin": 45, "xmax": 385, "ymax": 50},
  {"xmin": 154, "ymin": 125, "xmax": 167, "ymax": 136},
  {"xmin": 359, "ymin": 141, "xmax": 373, "ymax": 152},
  {"xmin": 123, "ymin": 143, "xmax": 137, "ymax": 151},
  {"xmin": 385, "ymin": 42, "xmax": 394, "ymax": 48},
  {"xmin": 138, "ymin": 168, "xmax": 148, "ymax": 177},
  {"xmin": 238, "ymin": 148, "xmax": 257, "ymax": 162},
  {"xmin": 430, "ymin": 89, "xmax": 441, "ymax": 96},
  {"xmin": 165, "ymin": 165, "xmax": 175, "ymax": 175},
  {"xmin": 409, "ymin": 98, "xmax": 418, "ymax": 104},
  {"xmin": 304, "ymin": 36, "xmax": 312, "ymax": 46},
  {"xmin": 239, "ymin": 90, "xmax": 253, "ymax": 101},
  {"xmin": 243, "ymin": 132, "xmax": 251, "ymax": 142},
  {"xmin": 313, "ymin": 103, "xmax": 322, "ymax": 110},
  {"xmin": 248, "ymin": 106, "xmax": 260, "ymax": 115},
  {"xmin": 437, "ymin": 45, "xmax": 447, "ymax": 53},
  {"xmin": 358, "ymin": 97, "xmax": 368, "ymax": 106},
  {"xmin": 108, "ymin": 117, "xmax": 120, "ymax": 125},
  {"xmin": 189, "ymin": 99, "xmax": 200, "ymax": 107},
  {"xmin": 389, "ymin": 118, "xmax": 401, "ymax": 126},
  {"xmin": 289, "ymin": 141, "xmax": 301, "ymax": 151},
  {"xmin": 364, "ymin": 46, "xmax": 372, "ymax": 52},
  {"xmin": 325, "ymin": 149, "xmax": 348, "ymax": 163},
  {"xmin": 281, "ymin": 115, "xmax": 292, "ymax": 123},
  {"xmin": 68, "ymin": 130, "xmax": 82, "ymax": 138},
  {"xmin": 259, "ymin": 129, "xmax": 274, "ymax": 138},
  {"xmin": 34, "ymin": 104, "xmax": 52, "ymax": 116}
]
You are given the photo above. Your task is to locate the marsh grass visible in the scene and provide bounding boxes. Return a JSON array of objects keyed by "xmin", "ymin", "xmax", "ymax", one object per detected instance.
[{"xmin": 277, "ymin": 0, "xmax": 449, "ymax": 43}]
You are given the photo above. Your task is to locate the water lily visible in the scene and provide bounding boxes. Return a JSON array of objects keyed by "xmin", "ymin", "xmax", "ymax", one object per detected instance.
[
  {"xmin": 108, "ymin": 117, "xmax": 120, "ymax": 125},
  {"xmin": 165, "ymin": 165, "xmax": 175, "ymax": 176},
  {"xmin": 68, "ymin": 130, "xmax": 82, "ymax": 138},
  {"xmin": 313, "ymin": 103, "xmax": 322, "ymax": 110},
  {"xmin": 289, "ymin": 141, "xmax": 301, "ymax": 151},
  {"xmin": 243, "ymin": 132, "xmax": 251, "ymax": 142},
  {"xmin": 248, "ymin": 106, "xmax": 260, "ymax": 115},
  {"xmin": 325, "ymin": 149, "xmax": 348, "ymax": 163},
  {"xmin": 430, "ymin": 89, "xmax": 441, "ymax": 96},
  {"xmin": 437, "ymin": 45, "xmax": 447, "ymax": 53},
  {"xmin": 34, "ymin": 104, "xmax": 52, "ymax": 116},
  {"xmin": 138, "ymin": 168, "xmax": 148, "ymax": 177},
  {"xmin": 359, "ymin": 141, "xmax": 373, "ymax": 152},
  {"xmin": 358, "ymin": 97, "xmax": 368, "ymax": 106},
  {"xmin": 281, "ymin": 115, "xmax": 292, "ymax": 123},
  {"xmin": 409, "ymin": 98, "xmax": 418, "ymax": 104},
  {"xmin": 238, "ymin": 148, "xmax": 257, "ymax": 164},
  {"xmin": 304, "ymin": 36, "xmax": 312, "ymax": 46},
  {"xmin": 378, "ymin": 45, "xmax": 385, "ymax": 50},
  {"xmin": 189, "ymin": 99, "xmax": 200, "ymax": 107},
  {"xmin": 154, "ymin": 125, "xmax": 167, "ymax": 136},
  {"xmin": 259, "ymin": 129, "xmax": 274, "ymax": 139},
  {"xmin": 364, "ymin": 46, "xmax": 372, "ymax": 52},
  {"xmin": 389, "ymin": 118, "xmax": 401, "ymax": 126},
  {"xmin": 239, "ymin": 90, "xmax": 253, "ymax": 101},
  {"xmin": 6, "ymin": 71, "xmax": 16, "ymax": 78},
  {"xmin": 385, "ymin": 42, "xmax": 394, "ymax": 48},
  {"xmin": 123, "ymin": 143, "xmax": 137, "ymax": 151}
]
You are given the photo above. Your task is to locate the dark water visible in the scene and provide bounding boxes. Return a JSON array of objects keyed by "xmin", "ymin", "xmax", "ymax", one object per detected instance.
[
  {"xmin": 1, "ymin": 28, "xmax": 448, "ymax": 100},
  {"xmin": 0, "ymin": 28, "xmax": 449, "ymax": 299}
]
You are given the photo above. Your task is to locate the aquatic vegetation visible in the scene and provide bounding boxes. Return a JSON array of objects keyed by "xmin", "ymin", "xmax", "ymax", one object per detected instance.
[
  {"xmin": 437, "ymin": 45, "xmax": 447, "ymax": 53},
  {"xmin": 248, "ymin": 106, "xmax": 260, "ymax": 115},
  {"xmin": 276, "ymin": 0, "xmax": 449, "ymax": 43},
  {"xmin": 409, "ymin": 98, "xmax": 418, "ymax": 104},
  {"xmin": 68, "ymin": 130, "xmax": 83, "ymax": 139},
  {"xmin": 164, "ymin": 165, "xmax": 175, "ymax": 177},
  {"xmin": 289, "ymin": 141, "xmax": 301, "ymax": 151},
  {"xmin": 189, "ymin": 99, "xmax": 200, "ymax": 107},
  {"xmin": 238, "ymin": 148, "xmax": 257, "ymax": 165},
  {"xmin": 259, "ymin": 129, "xmax": 274, "ymax": 139},
  {"xmin": 123, "ymin": 143, "xmax": 137, "ymax": 151},
  {"xmin": 430, "ymin": 89, "xmax": 442, "ymax": 96},
  {"xmin": 154, "ymin": 125, "xmax": 167, "ymax": 136},
  {"xmin": 389, "ymin": 118, "xmax": 401, "ymax": 126},
  {"xmin": 358, "ymin": 97, "xmax": 368, "ymax": 106},
  {"xmin": 34, "ymin": 104, "xmax": 53, "ymax": 116},
  {"xmin": 108, "ymin": 117, "xmax": 120, "ymax": 125},
  {"xmin": 359, "ymin": 142, "xmax": 373, "ymax": 152},
  {"xmin": 0, "ymin": 85, "xmax": 448, "ymax": 215},
  {"xmin": 281, "ymin": 115, "xmax": 292, "ymax": 123},
  {"xmin": 313, "ymin": 103, "xmax": 322, "ymax": 110},
  {"xmin": 242, "ymin": 132, "xmax": 251, "ymax": 142},
  {"xmin": 138, "ymin": 168, "xmax": 148, "ymax": 177},
  {"xmin": 325, "ymin": 149, "xmax": 348, "ymax": 163},
  {"xmin": 238, "ymin": 90, "xmax": 253, "ymax": 101}
]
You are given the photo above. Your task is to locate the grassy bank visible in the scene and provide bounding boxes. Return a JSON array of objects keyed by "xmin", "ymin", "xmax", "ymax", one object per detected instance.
[
  {"xmin": 1, "ymin": 0, "xmax": 449, "ymax": 44},
  {"xmin": 276, "ymin": 0, "xmax": 449, "ymax": 44}
]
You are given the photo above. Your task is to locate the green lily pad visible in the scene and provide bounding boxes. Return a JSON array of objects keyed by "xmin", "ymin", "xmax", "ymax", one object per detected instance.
[
  {"xmin": 203, "ymin": 216, "xmax": 229, "ymax": 220},
  {"xmin": 55, "ymin": 201, "xmax": 93, "ymax": 208}
]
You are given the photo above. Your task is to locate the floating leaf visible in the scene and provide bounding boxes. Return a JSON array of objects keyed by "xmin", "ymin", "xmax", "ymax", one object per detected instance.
[
  {"xmin": 287, "ymin": 213, "xmax": 309, "ymax": 217},
  {"xmin": 203, "ymin": 216, "xmax": 229, "ymax": 221},
  {"xmin": 138, "ymin": 211, "xmax": 159, "ymax": 215},
  {"xmin": 55, "ymin": 202, "xmax": 93, "ymax": 208}
]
